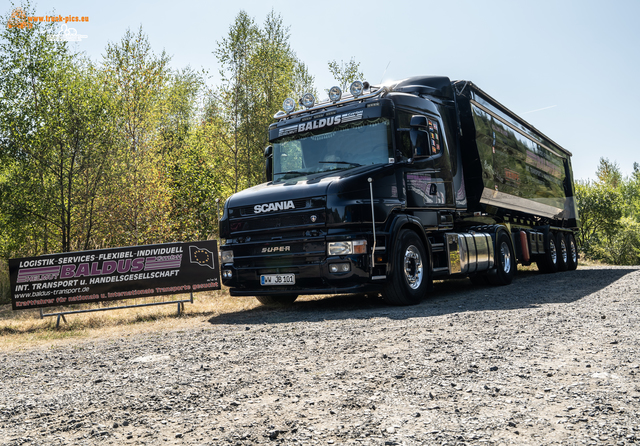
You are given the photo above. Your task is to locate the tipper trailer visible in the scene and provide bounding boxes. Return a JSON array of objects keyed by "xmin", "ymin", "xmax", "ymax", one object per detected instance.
[{"xmin": 219, "ymin": 76, "xmax": 579, "ymax": 305}]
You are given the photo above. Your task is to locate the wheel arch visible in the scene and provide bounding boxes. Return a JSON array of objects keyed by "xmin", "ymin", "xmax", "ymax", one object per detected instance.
[{"xmin": 385, "ymin": 214, "xmax": 432, "ymax": 279}]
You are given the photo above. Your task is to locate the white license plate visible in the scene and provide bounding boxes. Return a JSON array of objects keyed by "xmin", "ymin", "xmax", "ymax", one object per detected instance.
[{"xmin": 260, "ymin": 274, "xmax": 295, "ymax": 286}]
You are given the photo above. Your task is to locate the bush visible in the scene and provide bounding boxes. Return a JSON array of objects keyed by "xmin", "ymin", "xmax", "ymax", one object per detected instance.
[{"xmin": 581, "ymin": 217, "xmax": 640, "ymax": 265}]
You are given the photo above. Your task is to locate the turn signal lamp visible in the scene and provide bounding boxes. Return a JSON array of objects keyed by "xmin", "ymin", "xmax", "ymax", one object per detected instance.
[
  {"xmin": 329, "ymin": 86, "xmax": 342, "ymax": 102},
  {"xmin": 283, "ymin": 98, "xmax": 295, "ymax": 113},
  {"xmin": 301, "ymin": 93, "xmax": 315, "ymax": 109},
  {"xmin": 350, "ymin": 81, "xmax": 364, "ymax": 98}
]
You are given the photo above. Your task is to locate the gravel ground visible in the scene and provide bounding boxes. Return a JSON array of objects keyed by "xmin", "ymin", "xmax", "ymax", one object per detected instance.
[{"xmin": 1, "ymin": 265, "xmax": 639, "ymax": 446}]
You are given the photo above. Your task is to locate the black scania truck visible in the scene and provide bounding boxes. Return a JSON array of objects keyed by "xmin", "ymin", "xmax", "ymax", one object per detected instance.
[{"xmin": 219, "ymin": 76, "xmax": 579, "ymax": 305}]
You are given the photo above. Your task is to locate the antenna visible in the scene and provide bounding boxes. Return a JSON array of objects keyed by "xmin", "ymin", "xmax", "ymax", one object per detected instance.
[{"xmin": 379, "ymin": 61, "xmax": 391, "ymax": 84}]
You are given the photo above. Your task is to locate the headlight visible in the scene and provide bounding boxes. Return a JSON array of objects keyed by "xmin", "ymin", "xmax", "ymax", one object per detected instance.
[
  {"xmin": 329, "ymin": 86, "xmax": 342, "ymax": 102},
  {"xmin": 220, "ymin": 250, "xmax": 234, "ymax": 264},
  {"xmin": 327, "ymin": 240, "xmax": 367, "ymax": 256},
  {"xmin": 350, "ymin": 81, "xmax": 364, "ymax": 98},
  {"xmin": 301, "ymin": 93, "xmax": 315, "ymax": 109},
  {"xmin": 283, "ymin": 98, "xmax": 295, "ymax": 113}
]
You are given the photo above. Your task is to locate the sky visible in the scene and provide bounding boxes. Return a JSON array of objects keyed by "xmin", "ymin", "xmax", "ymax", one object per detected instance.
[{"xmin": 7, "ymin": 0, "xmax": 640, "ymax": 182}]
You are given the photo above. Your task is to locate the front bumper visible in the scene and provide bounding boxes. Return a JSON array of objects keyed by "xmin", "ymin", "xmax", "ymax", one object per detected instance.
[{"xmin": 221, "ymin": 254, "xmax": 386, "ymax": 296}]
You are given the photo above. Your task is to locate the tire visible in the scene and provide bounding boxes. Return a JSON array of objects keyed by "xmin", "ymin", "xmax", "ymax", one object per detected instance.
[
  {"xmin": 382, "ymin": 229, "xmax": 428, "ymax": 306},
  {"xmin": 565, "ymin": 233, "xmax": 578, "ymax": 271},
  {"xmin": 255, "ymin": 294, "xmax": 298, "ymax": 306},
  {"xmin": 556, "ymin": 232, "xmax": 569, "ymax": 272},
  {"xmin": 487, "ymin": 231, "xmax": 516, "ymax": 286},
  {"xmin": 537, "ymin": 232, "xmax": 558, "ymax": 274}
]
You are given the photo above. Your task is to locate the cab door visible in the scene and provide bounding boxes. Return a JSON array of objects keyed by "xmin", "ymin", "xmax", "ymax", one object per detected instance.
[{"xmin": 397, "ymin": 111, "xmax": 454, "ymax": 216}]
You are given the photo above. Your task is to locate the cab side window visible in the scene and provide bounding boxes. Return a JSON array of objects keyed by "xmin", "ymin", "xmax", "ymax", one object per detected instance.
[
  {"xmin": 396, "ymin": 111, "xmax": 413, "ymax": 159},
  {"xmin": 396, "ymin": 111, "xmax": 442, "ymax": 158}
]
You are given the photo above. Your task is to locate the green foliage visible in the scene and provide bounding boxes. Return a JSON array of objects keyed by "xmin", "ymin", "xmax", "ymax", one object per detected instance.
[
  {"xmin": 213, "ymin": 10, "xmax": 315, "ymax": 191},
  {"xmin": 1, "ymin": 4, "xmax": 318, "ymax": 274},
  {"xmin": 0, "ymin": 2, "xmax": 115, "ymax": 256},
  {"xmin": 596, "ymin": 157, "xmax": 622, "ymax": 188},
  {"xmin": 575, "ymin": 180, "xmax": 623, "ymax": 248},
  {"xmin": 576, "ymin": 157, "xmax": 640, "ymax": 265},
  {"xmin": 327, "ymin": 58, "xmax": 364, "ymax": 92}
]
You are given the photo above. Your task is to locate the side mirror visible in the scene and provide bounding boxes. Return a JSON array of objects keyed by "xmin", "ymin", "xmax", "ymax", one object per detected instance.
[
  {"xmin": 410, "ymin": 115, "xmax": 428, "ymax": 128},
  {"xmin": 410, "ymin": 129, "xmax": 430, "ymax": 157},
  {"xmin": 409, "ymin": 115, "xmax": 430, "ymax": 158},
  {"xmin": 264, "ymin": 145, "xmax": 273, "ymax": 181}
]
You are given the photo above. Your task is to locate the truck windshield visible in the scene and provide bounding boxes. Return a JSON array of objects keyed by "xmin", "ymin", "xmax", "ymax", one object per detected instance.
[{"xmin": 272, "ymin": 118, "xmax": 392, "ymax": 181}]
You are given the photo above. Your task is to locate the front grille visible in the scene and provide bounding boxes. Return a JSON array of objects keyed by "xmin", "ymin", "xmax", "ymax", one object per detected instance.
[
  {"xmin": 229, "ymin": 212, "xmax": 325, "ymax": 233},
  {"xmin": 229, "ymin": 196, "xmax": 326, "ymax": 235}
]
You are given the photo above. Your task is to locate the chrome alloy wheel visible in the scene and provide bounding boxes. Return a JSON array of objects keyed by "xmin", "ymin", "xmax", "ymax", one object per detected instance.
[
  {"xmin": 559, "ymin": 237, "xmax": 568, "ymax": 264},
  {"xmin": 549, "ymin": 238, "xmax": 557, "ymax": 264},
  {"xmin": 403, "ymin": 245, "xmax": 424, "ymax": 290},
  {"xmin": 499, "ymin": 241, "xmax": 512, "ymax": 274},
  {"xmin": 569, "ymin": 238, "xmax": 577, "ymax": 263}
]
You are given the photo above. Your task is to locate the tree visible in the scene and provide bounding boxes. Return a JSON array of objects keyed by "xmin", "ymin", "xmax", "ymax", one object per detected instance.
[
  {"xmin": 575, "ymin": 180, "xmax": 623, "ymax": 250},
  {"xmin": 595, "ymin": 157, "xmax": 622, "ymax": 188},
  {"xmin": 213, "ymin": 10, "xmax": 315, "ymax": 191},
  {"xmin": 327, "ymin": 57, "xmax": 364, "ymax": 93},
  {"xmin": 0, "ymin": 2, "xmax": 115, "ymax": 255},
  {"xmin": 101, "ymin": 27, "xmax": 175, "ymax": 246}
]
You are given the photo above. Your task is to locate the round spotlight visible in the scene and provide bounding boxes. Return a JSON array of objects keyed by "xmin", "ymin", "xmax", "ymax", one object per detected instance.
[
  {"xmin": 350, "ymin": 81, "xmax": 364, "ymax": 98},
  {"xmin": 301, "ymin": 93, "xmax": 315, "ymax": 109},
  {"xmin": 283, "ymin": 98, "xmax": 295, "ymax": 113},
  {"xmin": 329, "ymin": 86, "xmax": 342, "ymax": 102}
]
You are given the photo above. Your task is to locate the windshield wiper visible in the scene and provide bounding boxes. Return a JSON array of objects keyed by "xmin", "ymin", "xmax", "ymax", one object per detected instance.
[
  {"xmin": 274, "ymin": 170, "xmax": 308, "ymax": 176},
  {"xmin": 318, "ymin": 161, "xmax": 362, "ymax": 167}
]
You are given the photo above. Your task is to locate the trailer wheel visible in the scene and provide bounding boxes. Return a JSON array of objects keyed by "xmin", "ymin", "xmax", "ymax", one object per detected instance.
[
  {"xmin": 565, "ymin": 233, "xmax": 578, "ymax": 271},
  {"xmin": 487, "ymin": 231, "xmax": 515, "ymax": 286},
  {"xmin": 537, "ymin": 232, "xmax": 558, "ymax": 274},
  {"xmin": 383, "ymin": 229, "xmax": 428, "ymax": 306},
  {"xmin": 255, "ymin": 295, "xmax": 298, "ymax": 306},
  {"xmin": 556, "ymin": 233, "xmax": 569, "ymax": 272}
]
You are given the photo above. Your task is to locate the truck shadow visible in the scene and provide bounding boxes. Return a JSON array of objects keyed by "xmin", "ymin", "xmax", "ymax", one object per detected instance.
[{"xmin": 207, "ymin": 267, "xmax": 639, "ymax": 326}]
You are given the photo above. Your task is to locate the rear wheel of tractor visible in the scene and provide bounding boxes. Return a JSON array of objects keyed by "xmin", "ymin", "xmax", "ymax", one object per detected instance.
[
  {"xmin": 382, "ymin": 229, "xmax": 428, "ymax": 306},
  {"xmin": 556, "ymin": 233, "xmax": 569, "ymax": 272},
  {"xmin": 537, "ymin": 232, "xmax": 558, "ymax": 274},
  {"xmin": 255, "ymin": 295, "xmax": 298, "ymax": 306},
  {"xmin": 487, "ymin": 231, "xmax": 516, "ymax": 286},
  {"xmin": 565, "ymin": 233, "xmax": 578, "ymax": 271}
]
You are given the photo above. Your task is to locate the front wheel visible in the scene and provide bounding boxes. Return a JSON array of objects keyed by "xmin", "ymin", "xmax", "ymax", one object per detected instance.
[
  {"xmin": 382, "ymin": 229, "xmax": 428, "ymax": 306},
  {"xmin": 487, "ymin": 231, "xmax": 516, "ymax": 286},
  {"xmin": 255, "ymin": 294, "xmax": 298, "ymax": 306}
]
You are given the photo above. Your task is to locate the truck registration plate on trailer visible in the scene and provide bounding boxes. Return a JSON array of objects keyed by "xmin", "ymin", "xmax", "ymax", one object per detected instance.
[{"xmin": 260, "ymin": 274, "xmax": 295, "ymax": 286}]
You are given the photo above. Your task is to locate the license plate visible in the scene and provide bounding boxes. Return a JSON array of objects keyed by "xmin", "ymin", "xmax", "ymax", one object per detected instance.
[{"xmin": 260, "ymin": 274, "xmax": 295, "ymax": 286}]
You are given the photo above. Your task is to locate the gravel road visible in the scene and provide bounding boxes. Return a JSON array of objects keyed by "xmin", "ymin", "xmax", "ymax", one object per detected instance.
[{"xmin": 1, "ymin": 265, "xmax": 639, "ymax": 446}]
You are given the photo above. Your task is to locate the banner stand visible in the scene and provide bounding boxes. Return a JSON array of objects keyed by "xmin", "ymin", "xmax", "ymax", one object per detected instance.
[{"xmin": 39, "ymin": 292, "xmax": 195, "ymax": 328}]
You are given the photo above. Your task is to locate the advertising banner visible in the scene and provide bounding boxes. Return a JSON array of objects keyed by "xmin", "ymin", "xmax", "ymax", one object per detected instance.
[{"xmin": 9, "ymin": 241, "xmax": 220, "ymax": 310}]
